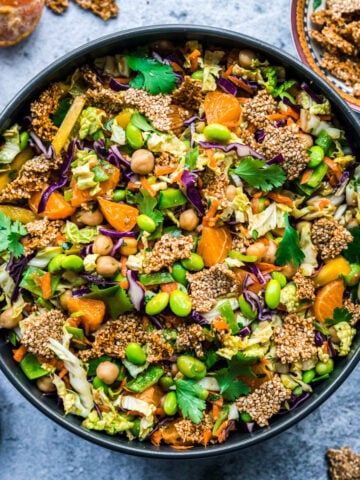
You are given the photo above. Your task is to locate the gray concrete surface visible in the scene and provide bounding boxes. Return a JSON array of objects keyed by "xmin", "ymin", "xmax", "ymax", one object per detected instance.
[{"xmin": 0, "ymin": 1, "xmax": 359, "ymax": 479}]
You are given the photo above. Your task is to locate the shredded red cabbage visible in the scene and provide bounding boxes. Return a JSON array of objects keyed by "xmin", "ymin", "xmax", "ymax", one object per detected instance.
[
  {"xmin": 109, "ymin": 77, "xmax": 130, "ymax": 91},
  {"xmin": 282, "ymin": 96, "xmax": 302, "ymax": 113},
  {"xmin": 198, "ymin": 141, "xmax": 265, "ymax": 160},
  {"xmin": 327, "ymin": 338, "xmax": 337, "ymax": 357},
  {"xmin": 300, "ymin": 82, "xmax": 324, "ymax": 104},
  {"xmin": 243, "ymin": 290, "xmax": 260, "ymax": 312},
  {"xmin": 334, "ymin": 171, "xmax": 350, "ymax": 192},
  {"xmin": 238, "ymin": 326, "xmax": 251, "ymax": 337},
  {"xmin": 315, "ymin": 330, "xmax": 324, "ymax": 346},
  {"xmin": 99, "ymin": 228, "xmax": 137, "ymax": 238},
  {"xmin": 217, "ymin": 77, "xmax": 238, "ymax": 96},
  {"xmin": 107, "ymin": 145, "xmax": 131, "ymax": 170},
  {"xmin": 6, "ymin": 253, "xmax": 34, "ymax": 302},
  {"xmin": 255, "ymin": 129, "xmax": 265, "ymax": 143},
  {"xmin": 37, "ymin": 176, "xmax": 68, "ymax": 213},
  {"xmin": 183, "ymin": 115, "xmax": 205, "ymax": 127},
  {"xmin": 267, "ymin": 153, "xmax": 284, "ymax": 165},
  {"xmin": 278, "ymin": 392, "xmax": 311, "ymax": 415},
  {"xmin": 179, "ymin": 169, "xmax": 205, "ymax": 215},
  {"xmin": 29, "ymin": 131, "xmax": 54, "ymax": 159},
  {"xmin": 72, "ymin": 287, "xmax": 91, "ymax": 297},
  {"xmin": 80, "ymin": 244, "xmax": 93, "ymax": 258},
  {"xmin": 274, "ymin": 119, "xmax": 287, "ymax": 128},
  {"xmin": 239, "ymin": 421, "xmax": 256, "ymax": 433},
  {"xmin": 126, "ymin": 270, "xmax": 145, "ymax": 311},
  {"xmin": 243, "ymin": 273, "xmax": 255, "ymax": 288},
  {"xmin": 93, "ymin": 138, "xmax": 107, "ymax": 160},
  {"xmin": 110, "ymin": 238, "xmax": 123, "ymax": 256},
  {"xmin": 189, "ymin": 309, "xmax": 209, "ymax": 325},
  {"xmin": 231, "ymin": 75, "xmax": 259, "ymax": 92},
  {"xmin": 190, "ymin": 122, "xmax": 196, "ymax": 149},
  {"xmin": 80, "ymin": 274, "xmax": 118, "ymax": 285},
  {"xmin": 248, "ymin": 264, "xmax": 266, "ymax": 284},
  {"xmin": 148, "ymin": 315, "xmax": 163, "ymax": 329}
]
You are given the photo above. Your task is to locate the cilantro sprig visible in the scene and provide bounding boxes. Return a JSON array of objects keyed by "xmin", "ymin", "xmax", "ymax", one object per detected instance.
[
  {"xmin": 215, "ymin": 354, "xmax": 253, "ymax": 401},
  {"xmin": 275, "ymin": 212, "xmax": 305, "ymax": 267},
  {"xmin": 343, "ymin": 227, "xmax": 360, "ymax": 264},
  {"xmin": 325, "ymin": 307, "xmax": 353, "ymax": 326},
  {"xmin": 174, "ymin": 379, "xmax": 207, "ymax": 424},
  {"xmin": 134, "ymin": 189, "xmax": 163, "ymax": 227},
  {"xmin": 126, "ymin": 54, "xmax": 177, "ymax": 95},
  {"xmin": 0, "ymin": 211, "xmax": 27, "ymax": 259},
  {"xmin": 231, "ymin": 157, "xmax": 286, "ymax": 192}
]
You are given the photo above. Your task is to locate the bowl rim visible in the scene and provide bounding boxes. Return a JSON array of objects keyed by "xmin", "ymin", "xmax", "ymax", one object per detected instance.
[
  {"xmin": 0, "ymin": 23, "xmax": 360, "ymax": 459},
  {"xmin": 290, "ymin": 0, "xmax": 360, "ymax": 114}
]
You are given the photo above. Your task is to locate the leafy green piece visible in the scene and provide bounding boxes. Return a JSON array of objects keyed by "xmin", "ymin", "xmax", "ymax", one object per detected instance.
[
  {"xmin": 273, "ymin": 80, "xmax": 296, "ymax": 102},
  {"xmin": 0, "ymin": 211, "xmax": 27, "ymax": 258},
  {"xmin": 264, "ymin": 67, "xmax": 278, "ymax": 93},
  {"xmin": 343, "ymin": 227, "xmax": 360, "ymax": 264},
  {"xmin": 134, "ymin": 189, "xmax": 163, "ymax": 226},
  {"xmin": 64, "ymin": 221, "xmax": 99, "ymax": 244},
  {"xmin": 218, "ymin": 300, "xmax": 240, "ymax": 334},
  {"xmin": 20, "ymin": 266, "xmax": 60, "ymax": 297},
  {"xmin": 275, "ymin": 213, "xmax": 305, "ymax": 267},
  {"xmin": 185, "ymin": 146, "xmax": 199, "ymax": 170},
  {"xmin": 325, "ymin": 307, "xmax": 353, "ymax": 326},
  {"xmin": 313, "ymin": 0, "xmax": 322, "ymax": 9},
  {"xmin": 130, "ymin": 112, "xmax": 155, "ymax": 132},
  {"xmin": 231, "ymin": 157, "xmax": 286, "ymax": 192},
  {"xmin": 174, "ymin": 378, "xmax": 207, "ymax": 424},
  {"xmin": 51, "ymin": 98, "xmax": 71, "ymax": 127},
  {"xmin": 215, "ymin": 354, "xmax": 254, "ymax": 400},
  {"xmin": 91, "ymin": 165, "xmax": 109, "ymax": 183},
  {"xmin": 127, "ymin": 54, "xmax": 177, "ymax": 95}
]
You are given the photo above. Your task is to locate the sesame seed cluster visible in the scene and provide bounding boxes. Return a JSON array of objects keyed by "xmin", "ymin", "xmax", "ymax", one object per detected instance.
[
  {"xmin": 311, "ymin": 218, "xmax": 353, "ymax": 260},
  {"xmin": 144, "ymin": 234, "xmax": 193, "ymax": 274}
]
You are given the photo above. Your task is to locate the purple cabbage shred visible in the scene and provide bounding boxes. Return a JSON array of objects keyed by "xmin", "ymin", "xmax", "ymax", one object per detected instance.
[{"xmin": 198, "ymin": 141, "xmax": 265, "ymax": 160}]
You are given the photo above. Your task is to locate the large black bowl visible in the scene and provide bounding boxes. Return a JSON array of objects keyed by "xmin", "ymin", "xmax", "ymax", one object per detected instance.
[{"xmin": 0, "ymin": 25, "xmax": 359, "ymax": 459}]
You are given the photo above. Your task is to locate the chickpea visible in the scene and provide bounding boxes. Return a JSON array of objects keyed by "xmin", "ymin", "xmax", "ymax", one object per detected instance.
[
  {"xmin": 120, "ymin": 237, "xmax": 138, "ymax": 256},
  {"xmin": 96, "ymin": 361, "xmax": 120, "ymax": 385},
  {"xmin": 93, "ymin": 234, "xmax": 114, "ymax": 256},
  {"xmin": 298, "ymin": 133, "xmax": 314, "ymax": 150},
  {"xmin": 96, "ymin": 256, "xmax": 119, "ymax": 277},
  {"xmin": 238, "ymin": 49, "xmax": 257, "ymax": 68},
  {"xmin": 179, "ymin": 209, "xmax": 199, "ymax": 231},
  {"xmin": 0, "ymin": 307, "xmax": 22, "ymax": 329},
  {"xmin": 130, "ymin": 149, "xmax": 155, "ymax": 175},
  {"xmin": 281, "ymin": 262, "xmax": 297, "ymax": 279},
  {"xmin": 262, "ymin": 240, "xmax": 278, "ymax": 264},
  {"xmin": 225, "ymin": 185, "xmax": 237, "ymax": 201},
  {"xmin": 77, "ymin": 209, "xmax": 104, "ymax": 226},
  {"xmin": 59, "ymin": 290, "xmax": 73, "ymax": 310},
  {"xmin": 36, "ymin": 375, "xmax": 56, "ymax": 393},
  {"xmin": 246, "ymin": 242, "xmax": 267, "ymax": 260}
]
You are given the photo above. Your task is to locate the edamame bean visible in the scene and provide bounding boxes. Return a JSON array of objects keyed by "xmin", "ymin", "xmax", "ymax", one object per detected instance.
[
  {"xmin": 271, "ymin": 271, "xmax": 287, "ymax": 288},
  {"xmin": 159, "ymin": 375, "xmax": 174, "ymax": 392},
  {"xmin": 19, "ymin": 132, "xmax": 29, "ymax": 151},
  {"xmin": 315, "ymin": 358, "xmax": 334, "ymax": 376},
  {"xmin": 137, "ymin": 214, "xmax": 156, "ymax": 233},
  {"xmin": 240, "ymin": 412, "xmax": 252, "ymax": 422},
  {"xmin": 238, "ymin": 294, "xmax": 257, "ymax": 320},
  {"xmin": 292, "ymin": 386, "xmax": 303, "ymax": 396},
  {"xmin": 171, "ymin": 262, "xmax": 188, "ymax": 285},
  {"xmin": 125, "ymin": 342, "xmax": 147, "ymax": 365},
  {"xmin": 176, "ymin": 355, "xmax": 207, "ymax": 380},
  {"xmin": 343, "ymin": 263, "xmax": 360, "ymax": 287},
  {"xmin": 264, "ymin": 279, "xmax": 281, "ymax": 309},
  {"xmin": 181, "ymin": 253, "xmax": 204, "ymax": 272},
  {"xmin": 48, "ymin": 254, "xmax": 67, "ymax": 273},
  {"xmin": 302, "ymin": 369, "xmax": 316, "ymax": 384},
  {"xmin": 191, "ymin": 70, "xmax": 204, "ymax": 81},
  {"xmin": 126, "ymin": 123, "xmax": 144, "ymax": 149},
  {"xmin": 163, "ymin": 391, "xmax": 178, "ymax": 416},
  {"xmin": 113, "ymin": 189, "xmax": 126, "ymax": 202},
  {"xmin": 93, "ymin": 376, "xmax": 109, "ymax": 393},
  {"xmin": 145, "ymin": 292, "xmax": 169, "ymax": 315},
  {"xmin": 169, "ymin": 290, "xmax": 192, "ymax": 317},
  {"xmin": 203, "ymin": 123, "xmax": 231, "ymax": 143},
  {"xmin": 308, "ymin": 145, "xmax": 325, "ymax": 168},
  {"xmin": 61, "ymin": 255, "xmax": 84, "ymax": 272}
]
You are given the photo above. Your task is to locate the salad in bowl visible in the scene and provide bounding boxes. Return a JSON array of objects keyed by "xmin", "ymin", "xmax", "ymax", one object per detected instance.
[{"xmin": 0, "ymin": 30, "xmax": 359, "ymax": 452}]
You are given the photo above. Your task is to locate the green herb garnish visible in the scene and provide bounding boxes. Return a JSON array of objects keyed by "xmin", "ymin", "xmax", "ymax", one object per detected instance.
[
  {"xmin": 231, "ymin": 157, "xmax": 286, "ymax": 192},
  {"xmin": 275, "ymin": 212, "xmax": 305, "ymax": 267}
]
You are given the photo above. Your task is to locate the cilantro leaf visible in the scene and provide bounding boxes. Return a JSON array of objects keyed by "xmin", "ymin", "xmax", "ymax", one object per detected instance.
[
  {"xmin": 127, "ymin": 55, "xmax": 177, "ymax": 95},
  {"xmin": 275, "ymin": 213, "xmax": 305, "ymax": 267},
  {"xmin": 222, "ymin": 380, "xmax": 251, "ymax": 401},
  {"xmin": 273, "ymin": 80, "xmax": 297, "ymax": 102},
  {"xmin": 0, "ymin": 211, "xmax": 27, "ymax": 258},
  {"xmin": 313, "ymin": 0, "xmax": 322, "ymax": 10},
  {"xmin": 231, "ymin": 157, "xmax": 286, "ymax": 192},
  {"xmin": 51, "ymin": 98, "xmax": 71, "ymax": 127},
  {"xmin": 264, "ymin": 67, "xmax": 278, "ymax": 93},
  {"xmin": 215, "ymin": 354, "xmax": 254, "ymax": 399},
  {"xmin": 343, "ymin": 227, "xmax": 360, "ymax": 264},
  {"xmin": 325, "ymin": 307, "xmax": 353, "ymax": 326},
  {"xmin": 134, "ymin": 189, "xmax": 163, "ymax": 226},
  {"xmin": 174, "ymin": 379, "xmax": 206, "ymax": 424}
]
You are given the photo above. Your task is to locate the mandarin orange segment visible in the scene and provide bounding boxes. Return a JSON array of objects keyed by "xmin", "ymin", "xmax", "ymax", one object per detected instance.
[
  {"xmin": 67, "ymin": 297, "xmax": 106, "ymax": 335},
  {"xmin": 197, "ymin": 225, "xmax": 232, "ymax": 267},
  {"xmin": 29, "ymin": 189, "xmax": 75, "ymax": 220},
  {"xmin": 314, "ymin": 279, "xmax": 345, "ymax": 323},
  {"xmin": 98, "ymin": 197, "xmax": 139, "ymax": 232},
  {"xmin": 204, "ymin": 91, "xmax": 241, "ymax": 127}
]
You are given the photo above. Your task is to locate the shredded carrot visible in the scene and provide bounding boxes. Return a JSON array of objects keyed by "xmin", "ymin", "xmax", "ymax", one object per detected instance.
[
  {"xmin": 283, "ymin": 106, "xmax": 300, "ymax": 120},
  {"xmin": 267, "ymin": 192, "xmax": 294, "ymax": 207},
  {"xmin": 228, "ymin": 75, "xmax": 254, "ymax": 94},
  {"xmin": 39, "ymin": 272, "xmax": 52, "ymax": 300},
  {"xmin": 260, "ymin": 357, "xmax": 270, "ymax": 365},
  {"xmin": 151, "ymin": 430, "xmax": 163, "ymax": 447},
  {"xmin": 169, "ymin": 61, "xmax": 184, "ymax": 73},
  {"xmin": 252, "ymin": 191, "xmax": 264, "ymax": 199},
  {"xmin": 223, "ymin": 64, "xmax": 234, "ymax": 78},
  {"xmin": 140, "ymin": 176, "xmax": 156, "ymax": 197},
  {"xmin": 12, "ymin": 345, "xmax": 27, "ymax": 363},
  {"xmin": 214, "ymin": 419, "xmax": 230, "ymax": 439},
  {"xmin": 114, "ymin": 77, "xmax": 131, "ymax": 84},
  {"xmin": 188, "ymin": 49, "xmax": 201, "ymax": 72},
  {"xmin": 98, "ymin": 404, "xmax": 111, "ymax": 413},
  {"xmin": 120, "ymin": 256, "xmax": 127, "ymax": 277},
  {"xmin": 155, "ymin": 407, "xmax": 166, "ymax": 416},
  {"xmin": 160, "ymin": 282, "xmax": 178, "ymax": 294},
  {"xmin": 257, "ymin": 262, "xmax": 283, "ymax": 273},
  {"xmin": 67, "ymin": 317, "xmax": 80, "ymax": 328},
  {"xmin": 203, "ymin": 429, "xmax": 213, "ymax": 447},
  {"xmin": 212, "ymin": 402, "xmax": 221, "ymax": 420},
  {"xmin": 171, "ymin": 445, "xmax": 194, "ymax": 450},
  {"xmin": 202, "ymin": 199, "xmax": 220, "ymax": 227},
  {"xmin": 171, "ymin": 169, "xmax": 184, "ymax": 183},
  {"xmin": 127, "ymin": 182, "xmax": 140, "ymax": 190},
  {"xmin": 58, "ymin": 367, "xmax": 69, "ymax": 379},
  {"xmin": 155, "ymin": 165, "xmax": 177, "ymax": 177},
  {"xmin": 206, "ymin": 149, "xmax": 217, "ymax": 169},
  {"xmin": 142, "ymin": 315, "xmax": 150, "ymax": 329},
  {"xmin": 300, "ymin": 168, "xmax": 314, "ymax": 185},
  {"xmin": 268, "ymin": 113, "xmax": 288, "ymax": 121},
  {"xmin": 212, "ymin": 318, "xmax": 230, "ymax": 332},
  {"xmin": 318, "ymin": 114, "xmax": 332, "ymax": 121},
  {"xmin": 319, "ymin": 198, "xmax": 330, "ymax": 210},
  {"xmin": 287, "ymin": 117, "xmax": 295, "ymax": 126},
  {"xmin": 324, "ymin": 157, "xmax": 342, "ymax": 181},
  {"xmin": 56, "ymin": 232, "xmax": 66, "ymax": 245},
  {"xmin": 119, "ymin": 280, "xmax": 129, "ymax": 289},
  {"xmin": 251, "ymin": 198, "xmax": 260, "ymax": 214}
]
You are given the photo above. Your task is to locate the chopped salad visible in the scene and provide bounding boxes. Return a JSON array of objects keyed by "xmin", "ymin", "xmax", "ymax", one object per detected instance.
[{"xmin": 0, "ymin": 39, "xmax": 359, "ymax": 448}]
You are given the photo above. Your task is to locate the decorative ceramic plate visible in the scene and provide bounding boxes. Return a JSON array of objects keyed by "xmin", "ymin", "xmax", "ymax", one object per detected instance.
[{"xmin": 291, "ymin": 0, "xmax": 360, "ymax": 113}]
